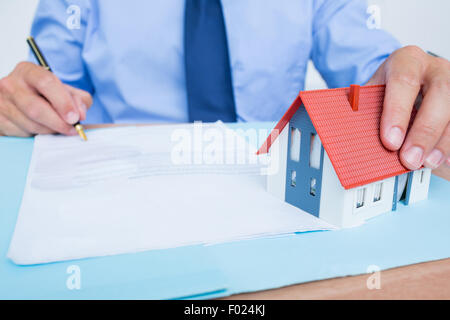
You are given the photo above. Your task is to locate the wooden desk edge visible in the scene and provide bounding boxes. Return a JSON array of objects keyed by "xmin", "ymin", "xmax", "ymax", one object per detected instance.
[{"xmin": 222, "ymin": 258, "xmax": 450, "ymax": 300}]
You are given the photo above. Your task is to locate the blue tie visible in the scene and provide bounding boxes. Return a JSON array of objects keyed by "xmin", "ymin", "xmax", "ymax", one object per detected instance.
[{"xmin": 184, "ymin": 0, "xmax": 237, "ymax": 122}]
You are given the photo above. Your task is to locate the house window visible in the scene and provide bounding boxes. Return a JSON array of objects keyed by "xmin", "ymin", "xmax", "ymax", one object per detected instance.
[
  {"xmin": 309, "ymin": 133, "xmax": 321, "ymax": 169},
  {"xmin": 373, "ymin": 183, "xmax": 382, "ymax": 202},
  {"xmin": 290, "ymin": 127, "xmax": 301, "ymax": 162},
  {"xmin": 355, "ymin": 188, "xmax": 366, "ymax": 208},
  {"xmin": 310, "ymin": 178, "xmax": 317, "ymax": 196},
  {"xmin": 291, "ymin": 170, "xmax": 297, "ymax": 187}
]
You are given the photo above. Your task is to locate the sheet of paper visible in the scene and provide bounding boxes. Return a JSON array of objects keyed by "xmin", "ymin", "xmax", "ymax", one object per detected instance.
[{"xmin": 8, "ymin": 123, "xmax": 335, "ymax": 265}]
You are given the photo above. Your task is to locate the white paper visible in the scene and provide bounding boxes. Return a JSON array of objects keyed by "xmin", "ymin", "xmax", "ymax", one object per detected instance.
[{"xmin": 8, "ymin": 123, "xmax": 335, "ymax": 265}]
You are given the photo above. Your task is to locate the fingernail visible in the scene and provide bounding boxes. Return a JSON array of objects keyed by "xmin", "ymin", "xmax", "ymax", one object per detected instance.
[
  {"xmin": 446, "ymin": 157, "xmax": 450, "ymax": 167},
  {"xmin": 424, "ymin": 149, "xmax": 444, "ymax": 169},
  {"xmin": 387, "ymin": 126, "xmax": 404, "ymax": 149},
  {"xmin": 66, "ymin": 111, "xmax": 79, "ymax": 124},
  {"xmin": 403, "ymin": 146, "xmax": 424, "ymax": 169}
]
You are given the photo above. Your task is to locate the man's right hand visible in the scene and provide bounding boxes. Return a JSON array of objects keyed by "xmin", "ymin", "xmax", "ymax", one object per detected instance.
[{"xmin": 0, "ymin": 62, "xmax": 92, "ymax": 137}]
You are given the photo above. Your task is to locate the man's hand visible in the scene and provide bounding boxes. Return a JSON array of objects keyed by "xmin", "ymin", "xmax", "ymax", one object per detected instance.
[
  {"xmin": 0, "ymin": 62, "xmax": 92, "ymax": 137},
  {"xmin": 367, "ymin": 45, "xmax": 449, "ymax": 171}
]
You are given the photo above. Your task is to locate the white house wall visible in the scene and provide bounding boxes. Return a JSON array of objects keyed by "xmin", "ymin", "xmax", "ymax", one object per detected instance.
[
  {"xmin": 267, "ymin": 126, "xmax": 288, "ymax": 201},
  {"xmin": 319, "ymin": 152, "xmax": 396, "ymax": 228},
  {"xmin": 318, "ymin": 153, "xmax": 349, "ymax": 227},
  {"xmin": 407, "ymin": 168, "xmax": 431, "ymax": 204},
  {"xmin": 344, "ymin": 176, "xmax": 396, "ymax": 227}
]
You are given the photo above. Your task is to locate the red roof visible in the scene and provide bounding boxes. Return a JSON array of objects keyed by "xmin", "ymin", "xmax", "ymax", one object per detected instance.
[{"xmin": 258, "ymin": 85, "xmax": 415, "ymax": 190}]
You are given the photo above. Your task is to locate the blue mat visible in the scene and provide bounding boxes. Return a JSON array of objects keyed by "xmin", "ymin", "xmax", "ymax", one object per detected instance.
[{"xmin": 0, "ymin": 123, "xmax": 449, "ymax": 299}]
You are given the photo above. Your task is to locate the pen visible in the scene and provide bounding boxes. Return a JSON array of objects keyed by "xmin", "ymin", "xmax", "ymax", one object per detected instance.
[{"xmin": 26, "ymin": 36, "xmax": 87, "ymax": 141}]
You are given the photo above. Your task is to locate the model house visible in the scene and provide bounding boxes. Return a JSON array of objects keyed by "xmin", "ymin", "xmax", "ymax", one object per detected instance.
[{"xmin": 257, "ymin": 84, "xmax": 431, "ymax": 228}]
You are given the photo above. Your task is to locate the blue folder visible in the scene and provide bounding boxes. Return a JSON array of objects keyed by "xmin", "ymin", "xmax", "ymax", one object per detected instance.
[{"xmin": 0, "ymin": 123, "xmax": 449, "ymax": 299}]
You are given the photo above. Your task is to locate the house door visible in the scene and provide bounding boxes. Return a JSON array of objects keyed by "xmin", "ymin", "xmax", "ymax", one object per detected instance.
[{"xmin": 285, "ymin": 108, "xmax": 324, "ymax": 217}]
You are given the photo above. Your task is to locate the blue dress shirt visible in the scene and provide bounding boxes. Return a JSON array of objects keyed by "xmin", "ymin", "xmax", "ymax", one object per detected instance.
[{"xmin": 30, "ymin": 0, "xmax": 400, "ymax": 124}]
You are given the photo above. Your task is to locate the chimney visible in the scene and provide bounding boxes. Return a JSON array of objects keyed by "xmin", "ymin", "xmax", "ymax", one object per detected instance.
[{"xmin": 349, "ymin": 84, "xmax": 360, "ymax": 111}]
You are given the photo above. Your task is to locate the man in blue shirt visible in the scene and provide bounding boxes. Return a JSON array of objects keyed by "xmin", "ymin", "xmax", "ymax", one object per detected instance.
[{"xmin": 0, "ymin": 0, "xmax": 448, "ymax": 172}]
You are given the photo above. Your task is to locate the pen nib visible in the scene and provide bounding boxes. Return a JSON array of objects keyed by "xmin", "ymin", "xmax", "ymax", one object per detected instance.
[{"xmin": 75, "ymin": 123, "xmax": 88, "ymax": 141}]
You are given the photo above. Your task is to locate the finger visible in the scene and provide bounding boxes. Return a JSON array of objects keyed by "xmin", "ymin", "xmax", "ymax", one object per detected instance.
[
  {"xmin": 432, "ymin": 164, "xmax": 450, "ymax": 182},
  {"xmin": 400, "ymin": 84, "xmax": 450, "ymax": 170},
  {"xmin": 423, "ymin": 123, "xmax": 450, "ymax": 169},
  {"xmin": 64, "ymin": 85, "xmax": 93, "ymax": 121},
  {"xmin": 2, "ymin": 98, "xmax": 65, "ymax": 136},
  {"xmin": 22, "ymin": 64, "xmax": 80, "ymax": 125},
  {"xmin": 0, "ymin": 113, "xmax": 31, "ymax": 137},
  {"xmin": 74, "ymin": 94, "xmax": 86, "ymax": 121},
  {"xmin": 380, "ymin": 51, "xmax": 425, "ymax": 151},
  {"xmin": 64, "ymin": 85, "xmax": 93, "ymax": 109},
  {"xmin": 10, "ymin": 87, "xmax": 77, "ymax": 136}
]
